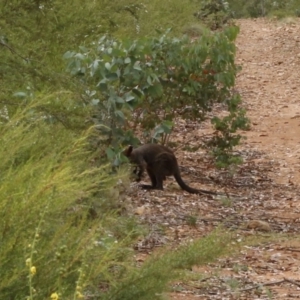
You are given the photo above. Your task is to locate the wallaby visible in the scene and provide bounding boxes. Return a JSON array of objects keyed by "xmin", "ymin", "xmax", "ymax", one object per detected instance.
[{"xmin": 123, "ymin": 144, "xmax": 218, "ymax": 195}]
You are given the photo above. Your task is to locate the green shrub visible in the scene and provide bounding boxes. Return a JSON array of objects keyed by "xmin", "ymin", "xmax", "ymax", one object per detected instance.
[
  {"xmin": 193, "ymin": 0, "xmax": 232, "ymax": 30},
  {"xmin": 65, "ymin": 27, "xmax": 249, "ymax": 167}
]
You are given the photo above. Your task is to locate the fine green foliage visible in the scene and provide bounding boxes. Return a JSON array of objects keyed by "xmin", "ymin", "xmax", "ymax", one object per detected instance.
[
  {"xmin": 65, "ymin": 26, "xmax": 249, "ymax": 166},
  {"xmin": 103, "ymin": 229, "xmax": 233, "ymax": 300},
  {"xmin": 0, "ymin": 97, "xmax": 136, "ymax": 299},
  {"xmin": 226, "ymin": 0, "xmax": 300, "ymax": 18}
]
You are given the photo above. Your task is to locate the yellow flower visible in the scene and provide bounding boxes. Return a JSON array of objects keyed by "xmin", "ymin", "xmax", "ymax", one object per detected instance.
[
  {"xmin": 76, "ymin": 291, "xmax": 84, "ymax": 299},
  {"xmin": 30, "ymin": 266, "xmax": 36, "ymax": 275},
  {"xmin": 50, "ymin": 292, "xmax": 59, "ymax": 300},
  {"xmin": 25, "ymin": 258, "xmax": 31, "ymax": 266}
]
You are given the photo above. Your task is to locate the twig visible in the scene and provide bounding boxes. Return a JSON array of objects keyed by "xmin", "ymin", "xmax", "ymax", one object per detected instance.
[
  {"xmin": 284, "ymin": 277, "xmax": 300, "ymax": 288},
  {"xmin": 0, "ymin": 39, "xmax": 29, "ymax": 62},
  {"xmin": 278, "ymin": 247, "xmax": 300, "ymax": 253},
  {"xmin": 240, "ymin": 277, "xmax": 300, "ymax": 292},
  {"xmin": 286, "ymin": 248, "xmax": 300, "ymax": 253},
  {"xmin": 240, "ymin": 280, "xmax": 285, "ymax": 292},
  {"xmin": 182, "ymin": 277, "xmax": 213, "ymax": 289},
  {"xmin": 274, "ymin": 216, "xmax": 298, "ymax": 220}
]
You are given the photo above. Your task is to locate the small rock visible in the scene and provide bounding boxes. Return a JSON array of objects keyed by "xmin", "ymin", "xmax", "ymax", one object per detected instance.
[
  {"xmin": 135, "ymin": 205, "xmax": 147, "ymax": 215},
  {"xmin": 246, "ymin": 220, "xmax": 272, "ymax": 232}
]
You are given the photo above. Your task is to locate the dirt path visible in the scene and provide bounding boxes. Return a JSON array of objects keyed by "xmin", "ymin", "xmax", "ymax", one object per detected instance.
[
  {"xmin": 236, "ymin": 18, "xmax": 300, "ymax": 185},
  {"xmin": 128, "ymin": 18, "xmax": 300, "ymax": 299},
  {"xmin": 167, "ymin": 18, "xmax": 300, "ymax": 300}
]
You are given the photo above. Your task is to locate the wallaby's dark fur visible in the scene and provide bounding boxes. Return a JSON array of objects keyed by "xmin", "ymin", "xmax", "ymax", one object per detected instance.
[{"xmin": 124, "ymin": 144, "xmax": 217, "ymax": 195}]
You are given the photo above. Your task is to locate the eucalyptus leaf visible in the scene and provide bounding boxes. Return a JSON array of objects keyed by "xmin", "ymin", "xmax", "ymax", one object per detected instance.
[
  {"xmin": 133, "ymin": 61, "xmax": 142, "ymax": 71},
  {"xmin": 105, "ymin": 62, "xmax": 111, "ymax": 70},
  {"xmin": 124, "ymin": 57, "xmax": 131, "ymax": 64}
]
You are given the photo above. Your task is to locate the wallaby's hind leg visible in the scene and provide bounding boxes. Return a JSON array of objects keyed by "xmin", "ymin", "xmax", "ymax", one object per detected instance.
[
  {"xmin": 140, "ymin": 184, "xmax": 155, "ymax": 189},
  {"xmin": 154, "ymin": 177, "xmax": 164, "ymax": 189},
  {"xmin": 148, "ymin": 168, "xmax": 157, "ymax": 187},
  {"xmin": 140, "ymin": 168, "xmax": 164, "ymax": 190},
  {"xmin": 152, "ymin": 172, "xmax": 164, "ymax": 190},
  {"xmin": 140, "ymin": 168, "xmax": 157, "ymax": 189}
]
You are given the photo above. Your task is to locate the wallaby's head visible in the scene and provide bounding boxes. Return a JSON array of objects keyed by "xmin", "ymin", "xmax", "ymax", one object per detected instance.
[
  {"xmin": 123, "ymin": 145, "xmax": 141, "ymax": 181},
  {"xmin": 123, "ymin": 145, "xmax": 134, "ymax": 158}
]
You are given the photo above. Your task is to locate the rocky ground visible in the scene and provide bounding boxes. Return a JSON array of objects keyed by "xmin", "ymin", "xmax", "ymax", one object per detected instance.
[{"xmin": 126, "ymin": 18, "xmax": 300, "ymax": 299}]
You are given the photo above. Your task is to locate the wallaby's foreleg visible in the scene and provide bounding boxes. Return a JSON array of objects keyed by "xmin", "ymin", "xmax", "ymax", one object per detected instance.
[{"xmin": 133, "ymin": 166, "xmax": 143, "ymax": 181}]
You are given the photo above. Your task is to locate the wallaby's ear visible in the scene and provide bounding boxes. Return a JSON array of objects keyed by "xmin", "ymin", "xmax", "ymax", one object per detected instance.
[{"xmin": 123, "ymin": 145, "xmax": 133, "ymax": 157}]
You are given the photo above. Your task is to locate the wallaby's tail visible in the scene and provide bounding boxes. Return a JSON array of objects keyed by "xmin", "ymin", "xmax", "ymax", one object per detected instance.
[
  {"xmin": 174, "ymin": 171, "xmax": 217, "ymax": 195},
  {"xmin": 174, "ymin": 172, "xmax": 201, "ymax": 194}
]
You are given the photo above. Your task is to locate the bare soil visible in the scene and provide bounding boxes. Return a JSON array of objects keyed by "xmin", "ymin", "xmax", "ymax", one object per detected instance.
[{"xmin": 126, "ymin": 18, "xmax": 300, "ymax": 299}]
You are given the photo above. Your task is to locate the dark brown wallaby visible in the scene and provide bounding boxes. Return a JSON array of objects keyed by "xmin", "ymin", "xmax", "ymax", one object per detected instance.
[{"xmin": 123, "ymin": 144, "xmax": 218, "ymax": 195}]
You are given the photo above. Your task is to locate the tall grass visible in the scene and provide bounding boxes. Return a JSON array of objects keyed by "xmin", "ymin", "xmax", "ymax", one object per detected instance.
[{"xmin": 0, "ymin": 96, "xmax": 132, "ymax": 299}]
